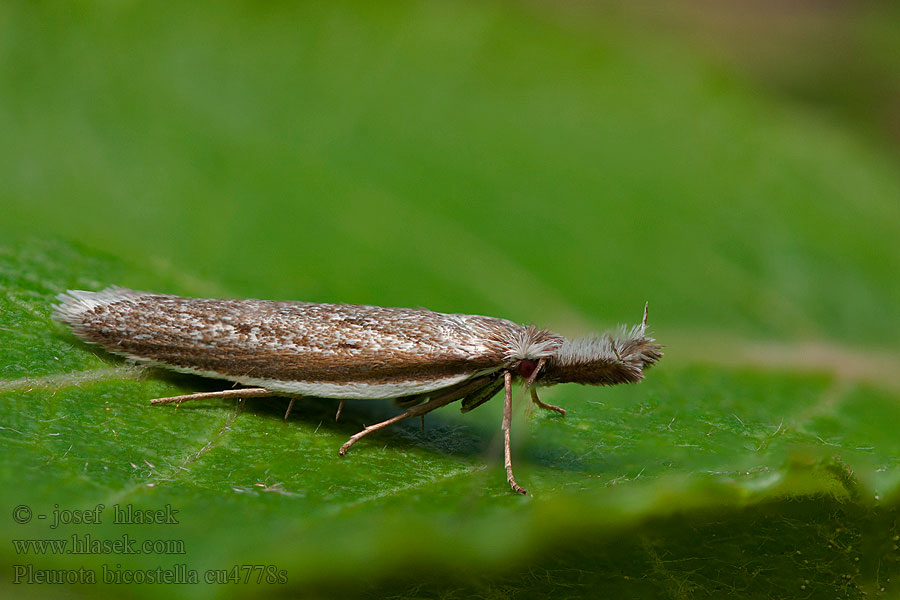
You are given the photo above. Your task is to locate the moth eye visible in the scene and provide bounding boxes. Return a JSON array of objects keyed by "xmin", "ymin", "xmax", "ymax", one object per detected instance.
[{"xmin": 518, "ymin": 360, "xmax": 537, "ymax": 379}]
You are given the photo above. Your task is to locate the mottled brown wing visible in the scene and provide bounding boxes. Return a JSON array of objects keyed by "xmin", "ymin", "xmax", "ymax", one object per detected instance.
[{"xmin": 55, "ymin": 288, "xmax": 521, "ymax": 397}]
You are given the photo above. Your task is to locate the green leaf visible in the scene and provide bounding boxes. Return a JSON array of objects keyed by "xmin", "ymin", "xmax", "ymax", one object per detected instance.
[
  {"xmin": 3, "ymin": 241, "xmax": 900, "ymax": 599},
  {"xmin": 2, "ymin": 1, "xmax": 900, "ymax": 598}
]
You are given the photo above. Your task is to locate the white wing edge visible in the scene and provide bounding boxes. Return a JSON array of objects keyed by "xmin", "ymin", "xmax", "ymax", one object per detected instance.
[{"xmin": 53, "ymin": 287, "xmax": 153, "ymax": 324}]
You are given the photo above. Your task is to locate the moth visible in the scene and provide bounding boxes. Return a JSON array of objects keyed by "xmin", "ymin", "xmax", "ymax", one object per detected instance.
[{"xmin": 54, "ymin": 287, "xmax": 662, "ymax": 494}]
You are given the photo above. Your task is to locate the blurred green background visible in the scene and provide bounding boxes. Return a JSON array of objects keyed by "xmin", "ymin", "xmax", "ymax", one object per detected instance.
[{"xmin": 2, "ymin": 1, "xmax": 900, "ymax": 598}]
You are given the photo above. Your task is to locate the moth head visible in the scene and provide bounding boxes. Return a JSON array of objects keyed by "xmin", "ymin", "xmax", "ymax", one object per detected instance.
[{"xmin": 538, "ymin": 304, "xmax": 663, "ymax": 386}]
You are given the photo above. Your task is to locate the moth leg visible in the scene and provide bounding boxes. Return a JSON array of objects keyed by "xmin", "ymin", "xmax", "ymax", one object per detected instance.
[
  {"xmin": 283, "ymin": 398, "xmax": 295, "ymax": 420},
  {"xmin": 338, "ymin": 375, "xmax": 489, "ymax": 457},
  {"xmin": 502, "ymin": 371, "xmax": 527, "ymax": 495},
  {"xmin": 530, "ymin": 387, "xmax": 566, "ymax": 417},
  {"xmin": 338, "ymin": 396, "xmax": 453, "ymax": 456},
  {"xmin": 522, "ymin": 357, "xmax": 546, "ymax": 390},
  {"xmin": 150, "ymin": 387, "xmax": 277, "ymax": 405},
  {"xmin": 335, "ymin": 399, "xmax": 346, "ymax": 421}
]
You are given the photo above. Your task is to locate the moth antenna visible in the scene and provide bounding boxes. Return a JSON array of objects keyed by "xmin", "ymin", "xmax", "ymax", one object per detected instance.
[{"xmin": 641, "ymin": 301, "xmax": 649, "ymax": 335}]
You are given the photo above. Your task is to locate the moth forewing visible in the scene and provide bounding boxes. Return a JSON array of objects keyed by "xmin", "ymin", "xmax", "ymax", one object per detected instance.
[
  {"xmin": 54, "ymin": 287, "xmax": 663, "ymax": 495},
  {"xmin": 53, "ymin": 288, "xmax": 515, "ymax": 398}
]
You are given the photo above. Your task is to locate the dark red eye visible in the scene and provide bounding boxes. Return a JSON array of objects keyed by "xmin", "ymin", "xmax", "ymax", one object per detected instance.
[{"xmin": 518, "ymin": 360, "xmax": 537, "ymax": 379}]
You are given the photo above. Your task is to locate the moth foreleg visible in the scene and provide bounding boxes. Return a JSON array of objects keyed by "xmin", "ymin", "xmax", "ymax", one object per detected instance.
[
  {"xmin": 502, "ymin": 371, "xmax": 527, "ymax": 495},
  {"xmin": 529, "ymin": 387, "xmax": 566, "ymax": 417},
  {"xmin": 149, "ymin": 387, "xmax": 278, "ymax": 405}
]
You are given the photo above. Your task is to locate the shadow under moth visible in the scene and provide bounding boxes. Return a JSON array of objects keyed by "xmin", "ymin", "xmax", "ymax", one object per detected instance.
[{"xmin": 54, "ymin": 287, "xmax": 663, "ymax": 494}]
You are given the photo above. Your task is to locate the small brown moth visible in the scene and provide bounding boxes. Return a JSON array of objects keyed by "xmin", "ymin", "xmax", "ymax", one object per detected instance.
[{"xmin": 54, "ymin": 287, "xmax": 662, "ymax": 494}]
